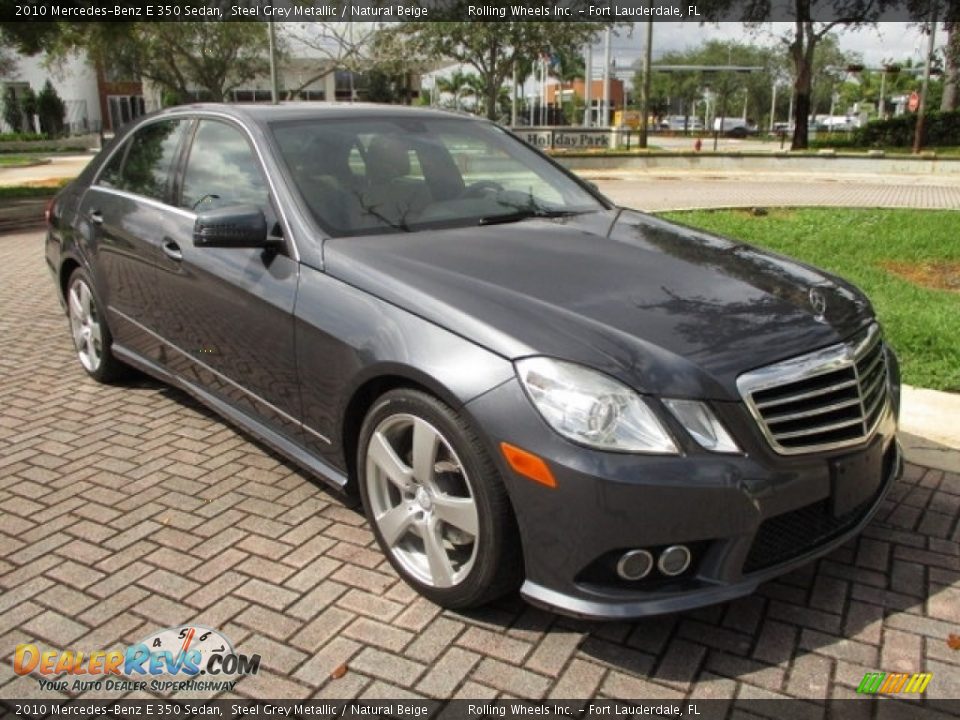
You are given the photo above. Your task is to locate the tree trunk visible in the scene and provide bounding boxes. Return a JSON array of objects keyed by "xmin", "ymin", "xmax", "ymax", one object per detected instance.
[
  {"xmin": 792, "ymin": 75, "xmax": 812, "ymax": 149},
  {"xmin": 790, "ymin": 26, "xmax": 817, "ymax": 151},
  {"xmin": 942, "ymin": 22, "xmax": 959, "ymax": 112},
  {"xmin": 485, "ymin": 42, "xmax": 498, "ymax": 120}
]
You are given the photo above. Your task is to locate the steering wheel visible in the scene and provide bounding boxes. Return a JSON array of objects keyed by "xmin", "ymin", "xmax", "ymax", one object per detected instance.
[{"xmin": 460, "ymin": 180, "xmax": 504, "ymax": 199}]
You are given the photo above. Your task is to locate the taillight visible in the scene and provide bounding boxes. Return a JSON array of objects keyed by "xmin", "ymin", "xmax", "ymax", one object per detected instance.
[{"xmin": 44, "ymin": 197, "xmax": 55, "ymax": 226}]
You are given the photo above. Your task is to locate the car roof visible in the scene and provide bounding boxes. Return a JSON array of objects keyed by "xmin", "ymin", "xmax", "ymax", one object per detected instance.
[{"xmin": 152, "ymin": 102, "xmax": 476, "ymax": 127}]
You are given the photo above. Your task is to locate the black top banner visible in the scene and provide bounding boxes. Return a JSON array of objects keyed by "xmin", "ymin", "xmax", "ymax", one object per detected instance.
[{"xmin": 1, "ymin": 0, "xmax": 957, "ymax": 23}]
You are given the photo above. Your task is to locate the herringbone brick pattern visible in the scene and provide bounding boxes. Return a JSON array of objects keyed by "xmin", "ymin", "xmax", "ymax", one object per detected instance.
[{"xmin": 1, "ymin": 230, "xmax": 959, "ymax": 703}]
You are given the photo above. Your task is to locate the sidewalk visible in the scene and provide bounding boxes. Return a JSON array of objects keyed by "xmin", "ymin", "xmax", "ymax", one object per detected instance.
[{"xmin": 901, "ymin": 385, "xmax": 960, "ymax": 473}]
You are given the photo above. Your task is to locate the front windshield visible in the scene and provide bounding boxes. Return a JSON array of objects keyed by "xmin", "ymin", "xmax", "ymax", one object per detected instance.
[{"xmin": 270, "ymin": 116, "xmax": 604, "ymax": 237}]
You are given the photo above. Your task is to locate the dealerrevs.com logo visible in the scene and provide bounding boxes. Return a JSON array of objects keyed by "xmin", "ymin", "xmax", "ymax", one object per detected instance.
[{"xmin": 15, "ymin": 625, "xmax": 260, "ymax": 693}]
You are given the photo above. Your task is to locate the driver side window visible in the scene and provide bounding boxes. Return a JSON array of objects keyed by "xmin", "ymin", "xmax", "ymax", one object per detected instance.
[{"xmin": 180, "ymin": 120, "xmax": 269, "ymax": 212}]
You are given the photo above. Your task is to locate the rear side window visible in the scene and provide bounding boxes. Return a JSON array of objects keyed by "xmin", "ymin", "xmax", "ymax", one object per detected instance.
[
  {"xmin": 114, "ymin": 119, "xmax": 187, "ymax": 201},
  {"xmin": 97, "ymin": 140, "xmax": 128, "ymax": 189},
  {"xmin": 180, "ymin": 120, "xmax": 268, "ymax": 212}
]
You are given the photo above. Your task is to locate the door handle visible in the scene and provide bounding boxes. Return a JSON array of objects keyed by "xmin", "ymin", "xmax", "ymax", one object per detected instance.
[
  {"xmin": 88, "ymin": 210, "xmax": 103, "ymax": 225},
  {"xmin": 162, "ymin": 239, "xmax": 183, "ymax": 261}
]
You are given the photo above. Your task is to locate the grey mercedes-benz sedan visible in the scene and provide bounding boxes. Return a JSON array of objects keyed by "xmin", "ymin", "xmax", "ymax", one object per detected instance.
[{"xmin": 45, "ymin": 104, "xmax": 902, "ymax": 619}]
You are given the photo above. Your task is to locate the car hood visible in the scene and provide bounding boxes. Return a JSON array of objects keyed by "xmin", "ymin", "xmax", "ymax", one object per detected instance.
[{"xmin": 323, "ymin": 209, "xmax": 873, "ymax": 400}]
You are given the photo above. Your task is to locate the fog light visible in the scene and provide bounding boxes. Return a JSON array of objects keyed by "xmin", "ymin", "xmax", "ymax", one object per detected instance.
[
  {"xmin": 658, "ymin": 545, "xmax": 691, "ymax": 576},
  {"xmin": 616, "ymin": 549, "xmax": 654, "ymax": 580}
]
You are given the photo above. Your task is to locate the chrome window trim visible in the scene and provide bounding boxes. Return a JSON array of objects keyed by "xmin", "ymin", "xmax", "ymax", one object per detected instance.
[
  {"xmin": 737, "ymin": 323, "xmax": 890, "ymax": 455},
  {"xmin": 89, "ymin": 185, "xmax": 197, "ymax": 220}
]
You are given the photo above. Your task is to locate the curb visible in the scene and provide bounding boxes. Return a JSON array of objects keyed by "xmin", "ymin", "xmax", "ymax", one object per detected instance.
[{"xmin": 0, "ymin": 199, "xmax": 47, "ymax": 232}]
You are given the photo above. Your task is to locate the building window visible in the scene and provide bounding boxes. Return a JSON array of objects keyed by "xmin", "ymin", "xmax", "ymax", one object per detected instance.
[{"xmin": 107, "ymin": 95, "xmax": 145, "ymax": 132}]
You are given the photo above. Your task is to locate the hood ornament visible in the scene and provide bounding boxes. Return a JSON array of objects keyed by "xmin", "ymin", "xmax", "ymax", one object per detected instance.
[{"xmin": 808, "ymin": 288, "xmax": 828, "ymax": 321}]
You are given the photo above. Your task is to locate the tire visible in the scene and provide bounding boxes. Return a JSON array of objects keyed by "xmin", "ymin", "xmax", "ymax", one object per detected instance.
[
  {"xmin": 357, "ymin": 388, "xmax": 522, "ymax": 609},
  {"xmin": 65, "ymin": 267, "xmax": 130, "ymax": 384}
]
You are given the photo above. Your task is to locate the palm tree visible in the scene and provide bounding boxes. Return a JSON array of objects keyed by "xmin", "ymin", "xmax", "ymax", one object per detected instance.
[{"xmin": 436, "ymin": 70, "xmax": 484, "ymax": 111}]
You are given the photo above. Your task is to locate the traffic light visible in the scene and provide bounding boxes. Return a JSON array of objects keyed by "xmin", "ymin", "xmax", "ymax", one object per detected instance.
[{"xmin": 846, "ymin": 64, "xmax": 865, "ymax": 73}]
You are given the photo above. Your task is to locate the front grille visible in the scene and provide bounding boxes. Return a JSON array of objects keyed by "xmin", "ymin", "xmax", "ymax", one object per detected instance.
[{"xmin": 737, "ymin": 324, "xmax": 889, "ymax": 454}]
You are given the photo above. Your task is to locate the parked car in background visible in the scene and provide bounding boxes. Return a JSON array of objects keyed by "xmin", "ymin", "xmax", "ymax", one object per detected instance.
[
  {"xmin": 662, "ymin": 115, "xmax": 705, "ymax": 133},
  {"xmin": 46, "ymin": 104, "xmax": 901, "ymax": 619},
  {"xmin": 713, "ymin": 117, "xmax": 758, "ymax": 138}
]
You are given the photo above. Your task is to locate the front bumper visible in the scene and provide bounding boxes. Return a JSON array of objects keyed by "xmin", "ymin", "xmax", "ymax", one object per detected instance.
[{"xmin": 465, "ymin": 377, "xmax": 902, "ymax": 620}]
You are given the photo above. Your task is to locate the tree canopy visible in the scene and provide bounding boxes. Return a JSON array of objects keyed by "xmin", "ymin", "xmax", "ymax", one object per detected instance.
[
  {"xmin": 396, "ymin": 10, "xmax": 609, "ymax": 120},
  {"xmin": 1, "ymin": 20, "xmax": 270, "ymax": 102}
]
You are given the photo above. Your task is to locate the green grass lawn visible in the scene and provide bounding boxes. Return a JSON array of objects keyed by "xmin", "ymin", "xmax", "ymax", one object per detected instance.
[
  {"xmin": 0, "ymin": 155, "xmax": 43, "ymax": 167},
  {"xmin": 0, "ymin": 179, "xmax": 69, "ymax": 199},
  {"xmin": 660, "ymin": 208, "xmax": 960, "ymax": 392}
]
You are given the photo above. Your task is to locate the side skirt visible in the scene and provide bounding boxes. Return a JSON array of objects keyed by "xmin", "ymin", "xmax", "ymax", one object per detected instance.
[{"xmin": 112, "ymin": 343, "xmax": 350, "ymax": 490}]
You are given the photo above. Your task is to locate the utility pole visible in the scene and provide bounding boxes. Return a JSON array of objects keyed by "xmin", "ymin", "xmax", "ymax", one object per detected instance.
[
  {"xmin": 267, "ymin": 21, "xmax": 279, "ymax": 104},
  {"xmin": 914, "ymin": 13, "xmax": 938, "ymax": 153},
  {"xmin": 639, "ymin": 19, "xmax": 653, "ymax": 148},
  {"xmin": 584, "ymin": 43, "xmax": 593, "ymax": 127},
  {"xmin": 511, "ymin": 62, "xmax": 517, "ymax": 127},
  {"xmin": 770, "ymin": 82, "xmax": 778, "ymax": 131},
  {"xmin": 602, "ymin": 28, "xmax": 611, "ymax": 126}
]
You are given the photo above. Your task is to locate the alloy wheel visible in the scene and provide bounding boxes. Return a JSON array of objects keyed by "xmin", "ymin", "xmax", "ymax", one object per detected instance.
[
  {"xmin": 364, "ymin": 413, "xmax": 480, "ymax": 588},
  {"xmin": 68, "ymin": 279, "xmax": 103, "ymax": 373}
]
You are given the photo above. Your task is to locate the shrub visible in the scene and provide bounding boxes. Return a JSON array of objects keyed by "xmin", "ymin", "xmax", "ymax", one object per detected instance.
[
  {"xmin": 3, "ymin": 86, "xmax": 21, "ymax": 132},
  {"xmin": 851, "ymin": 110, "xmax": 960, "ymax": 147},
  {"xmin": 18, "ymin": 87, "xmax": 37, "ymax": 133},
  {"xmin": 0, "ymin": 131, "xmax": 49, "ymax": 142},
  {"xmin": 36, "ymin": 80, "xmax": 66, "ymax": 137}
]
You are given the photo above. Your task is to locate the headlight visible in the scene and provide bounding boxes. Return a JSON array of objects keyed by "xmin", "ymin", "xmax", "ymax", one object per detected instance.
[
  {"xmin": 515, "ymin": 357, "xmax": 678, "ymax": 453},
  {"xmin": 662, "ymin": 399, "xmax": 740, "ymax": 453}
]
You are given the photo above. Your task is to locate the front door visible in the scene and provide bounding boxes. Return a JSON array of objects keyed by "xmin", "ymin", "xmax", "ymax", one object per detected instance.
[{"xmin": 153, "ymin": 118, "xmax": 302, "ymax": 440}]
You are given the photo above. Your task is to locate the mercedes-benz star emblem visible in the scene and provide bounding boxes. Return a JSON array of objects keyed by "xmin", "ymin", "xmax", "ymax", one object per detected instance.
[{"xmin": 808, "ymin": 288, "xmax": 828, "ymax": 320}]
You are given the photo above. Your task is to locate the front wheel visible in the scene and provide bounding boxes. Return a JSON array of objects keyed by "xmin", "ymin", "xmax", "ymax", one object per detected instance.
[{"xmin": 357, "ymin": 388, "xmax": 522, "ymax": 609}]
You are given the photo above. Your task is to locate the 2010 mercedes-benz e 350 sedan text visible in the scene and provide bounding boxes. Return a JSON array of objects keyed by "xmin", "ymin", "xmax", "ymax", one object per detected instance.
[{"xmin": 46, "ymin": 104, "xmax": 902, "ymax": 619}]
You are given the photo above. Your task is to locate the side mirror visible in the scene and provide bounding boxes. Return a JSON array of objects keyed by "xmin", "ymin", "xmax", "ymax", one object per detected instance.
[{"xmin": 193, "ymin": 204, "xmax": 278, "ymax": 249}]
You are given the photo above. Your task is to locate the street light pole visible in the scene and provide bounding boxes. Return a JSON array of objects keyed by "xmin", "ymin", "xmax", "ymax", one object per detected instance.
[
  {"xmin": 511, "ymin": 62, "xmax": 517, "ymax": 127},
  {"xmin": 602, "ymin": 28, "xmax": 611, "ymax": 126},
  {"xmin": 913, "ymin": 13, "xmax": 938, "ymax": 153},
  {"xmin": 879, "ymin": 70, "xmax": 887, "ymax": 119},
  {"xmin": 584, "ymin": 43, "xmax": 592, "ymax": 127},
  {"xmin": 267, "ymin": 21, "xmax": 279, "ymax": 104},
  {"xmin": 770, "ymin": 82, "xmax": 777, "ymax": 131}
]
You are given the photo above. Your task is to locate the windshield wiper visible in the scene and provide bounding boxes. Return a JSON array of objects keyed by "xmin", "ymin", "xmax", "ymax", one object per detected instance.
[{"xmin": 478, "ymin": 209, "xmax": 584, "ymax": 226}]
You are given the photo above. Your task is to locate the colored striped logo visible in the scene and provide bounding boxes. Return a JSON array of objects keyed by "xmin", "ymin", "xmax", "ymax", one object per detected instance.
[{"xmin": 857, "ymin": 672, "xmax": 932, "ymax": 694}]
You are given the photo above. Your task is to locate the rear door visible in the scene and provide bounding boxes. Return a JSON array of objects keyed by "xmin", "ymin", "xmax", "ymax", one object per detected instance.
[
  {"xmin": 76, "ymin": 118, "xmax": 190, "ymax": 361},
  {"xmin": 152, "ymin": 117, "xmax": 302, "ymax": 441}
]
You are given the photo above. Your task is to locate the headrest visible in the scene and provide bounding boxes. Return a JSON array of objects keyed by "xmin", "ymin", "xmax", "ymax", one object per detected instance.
[{"xmin": 365, "ymin": 135, "xmax": 411, "ymax": 183}]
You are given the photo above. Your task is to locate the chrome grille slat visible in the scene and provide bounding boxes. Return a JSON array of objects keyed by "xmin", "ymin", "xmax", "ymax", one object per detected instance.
[
  {"xmin": 737, "ymin": 323, "xmax": 891, "ymax": 455},
  {"xmin": 863, "ymin": 380, "xmax": 887, "ymax": 420},
  {"xmin": 861, "ymin": 371, "xmax": 886, "ymax": 408},
  {"xmin": 857, "ymin": 352, "xmax": 884, "ymax": 383},
  {"xmin": 774, "ymin": 417, "xmax": 864, "ymax": 440},
  {"xmin": 765, "ymin": 397, "xmax": 863, "ymax": 424},
  {"xmin": 754, "ymin": 378, "xmax": 859, "ymax": 410}
]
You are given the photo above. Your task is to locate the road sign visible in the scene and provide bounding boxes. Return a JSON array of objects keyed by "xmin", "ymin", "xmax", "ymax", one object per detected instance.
[{"xmin": 908, "ymin": 91, "xmax": 920, "ymax": 112}]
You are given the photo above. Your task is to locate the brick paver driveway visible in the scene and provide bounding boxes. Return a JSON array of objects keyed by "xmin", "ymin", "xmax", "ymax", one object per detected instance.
[{"xmin": 1, "ymin": 229, "xmax": 959, "ymax": 702}]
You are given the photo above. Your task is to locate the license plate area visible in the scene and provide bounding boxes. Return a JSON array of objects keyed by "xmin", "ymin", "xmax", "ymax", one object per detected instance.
[{"xmin": 830, "ymin": 440, "xmax": 884, "ymax": 517}]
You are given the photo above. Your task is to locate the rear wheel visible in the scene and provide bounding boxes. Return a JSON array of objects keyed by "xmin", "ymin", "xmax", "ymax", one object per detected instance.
[
  {"xmin": 66, "ymin": 268, "xmax": 129, "ymax": 383},
  {"xmin": 358, "ymin": 388, "xmax": 522, "ymax": 609}
]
